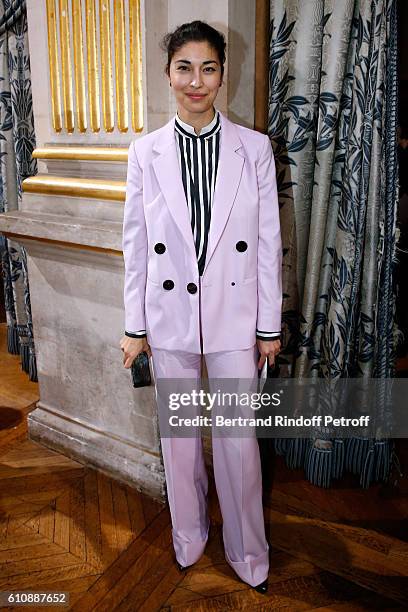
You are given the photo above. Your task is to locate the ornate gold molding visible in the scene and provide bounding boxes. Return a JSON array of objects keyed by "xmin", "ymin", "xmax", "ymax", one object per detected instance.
[
  {"xmin": 45, "ymin": 0, "xmax": 144, "ymax": 134},
  {"xmin": 114, "ymin": 0, "xmax": 128, "ymax": 132},
  {"xmin": 129, "ymin": 0, "xmax": 143, "ymax": 132},
  {"xmin": 72, "ymin": 0, "xmax": 87, "ymax": 132},
  {"xmin": 45, "ymin": 0, "xmax": 62, "ymax": 132},
  {"xmin": 3, "ymin": 232, "xmax": 122, "ymax": 255},
  {"xmin": 59, "ymin": 0, "xmax": 74, "ymax": 132},
  {"xmin": 22, "ymin": 175, "xmax": 126, "ymax": 201},
  {"xmin": 32, "ymin": 146, "xmax": 128, "ymax": 162},
  {"xmin": 99, "ymin": 0, "xmax": 114, "ymax": 132},
  {"xmin": 85, "ymin": 0, "xmax": 100, "ymax": 132}
]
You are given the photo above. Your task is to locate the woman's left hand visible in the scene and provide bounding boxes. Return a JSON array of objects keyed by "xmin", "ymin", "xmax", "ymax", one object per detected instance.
[{"xmin": 257, "ymin": 338, "xmax": 281, "ymax": 370}]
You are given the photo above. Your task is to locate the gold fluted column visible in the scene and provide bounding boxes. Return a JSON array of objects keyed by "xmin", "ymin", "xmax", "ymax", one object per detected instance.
[
  {"xmin": 72, "ymin": 0, "xmax": 87, "ymax": 132},
  {"xmin": 129, "ymin": 0, "xmax": 143, "ymax": 132},
  {"xmin": 58, "ymin": 0, "xmax": 74, "ymax": 132},
  {"xmin": 45, "ymin": 0, "xmax": 144, "ymax": 135},
  {"xmin": 99, "ymin": 0, "xmax": 114, "ymax": 132},
  {"xmin": 85, "ymin": 0, "xmax": 100, "ymax": 132},
  {"xmin": 45, "ymin": 0, "xmax": 62, "ymax": 132},
  {"xmin": 113, "ymin": 0, "xmax": 128, "ymax": 132}
]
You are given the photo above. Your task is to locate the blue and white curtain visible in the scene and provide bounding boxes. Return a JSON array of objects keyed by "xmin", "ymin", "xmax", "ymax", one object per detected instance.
[
  {"xmin": 0, "ymin": 0, "xmax": 37, "ymax": 380},
  {"xmin": 269, "ymin": 0, "xmax": 401, "ymax": 487}
]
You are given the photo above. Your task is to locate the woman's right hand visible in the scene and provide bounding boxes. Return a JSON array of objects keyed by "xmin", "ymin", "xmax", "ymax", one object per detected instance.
[{"xmin": 120, "ymin": 336, "xmax": 152, "ymax": 369}]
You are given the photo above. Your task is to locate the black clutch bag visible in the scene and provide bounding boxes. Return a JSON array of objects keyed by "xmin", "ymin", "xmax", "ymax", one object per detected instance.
[
  {"xmin": 131, "ymin": 351, "xmax": 152, "ymax": 388},
  {"xmin": 266, "ymin": 361, "xmax": 280, "ymax": 378},
  {"xmin": 257, "ymin": 357, "xmax": 280, "ymax": 379}
]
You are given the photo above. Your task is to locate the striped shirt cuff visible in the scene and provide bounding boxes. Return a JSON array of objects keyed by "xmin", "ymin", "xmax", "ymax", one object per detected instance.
[
  {"xmin": 256, "ymin": 329, "xmax": 281, "ymax": 341},
  {"xmin": 125, "ymin": 330, "xmax": 147, "ymax": 339}
]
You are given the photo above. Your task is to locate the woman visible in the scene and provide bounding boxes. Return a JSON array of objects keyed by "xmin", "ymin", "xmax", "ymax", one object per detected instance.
[{"xmin": 120, "ymin": 20, "xmax": 282, "ymax": 593}]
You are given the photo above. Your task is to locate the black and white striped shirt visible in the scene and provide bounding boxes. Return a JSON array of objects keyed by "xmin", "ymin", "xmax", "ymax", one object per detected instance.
[
  {"xmin": 174, "ymin": 109, "xmax": 221, "ymax": 275},
  {"xmin": 125, "ymin": 109, "xmax": 280, "ymax": 342}
]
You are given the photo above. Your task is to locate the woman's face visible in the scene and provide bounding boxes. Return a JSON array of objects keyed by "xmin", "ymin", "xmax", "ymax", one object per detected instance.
[{"xmin": 168, "ymin": 41, "xmax": 223, "ymax": 115}]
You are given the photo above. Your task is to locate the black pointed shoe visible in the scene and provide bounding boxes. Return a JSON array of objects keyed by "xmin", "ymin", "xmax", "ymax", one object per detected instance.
[
  {"xmin": 176, "ymin": 560, "xmax": 194, "ymax": 572},
  {"xmin": 253, "ymin": 578, "xmax": 268, "ymax": 594}
]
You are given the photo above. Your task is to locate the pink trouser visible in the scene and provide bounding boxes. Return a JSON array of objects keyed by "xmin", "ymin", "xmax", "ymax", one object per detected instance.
[{"xmin": 150, "ymin": 345, "xmax": 269, "ymax": 587}]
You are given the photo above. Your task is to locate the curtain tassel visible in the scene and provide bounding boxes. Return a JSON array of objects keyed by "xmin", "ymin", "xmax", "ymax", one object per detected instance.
[
  {"xmin": 345, "ymin": 437, "xmax": 370, "ymax": 475},
  {"xmin": 20, "ymin": 341, "xmax": 30, "ymax": 374},
  {"xmin": 28, "ymin": 345, "xmax": 38, "ymax": 382},
  {"xmin": 305, "ymin": 443, "xmax": 333, "ymax": 488},
  {"xmin": 331, "ymin": 439, "xmax": 345, "ymax": 479},
  {"xmin": 390, "ymin": 444, "xmax": 403, "ymax": 479},
  {"xmin": 274, "ymin": 438, "xmax": 289, "ymax": 456},
  {"xmin": 285, "ymin": 438, "xmax": 307, "ymax": 469},
  {"xmin": 373, "ymin": 439, "xmax": 392, "ymax": 482},
  {"xmin": 360, "ymin": 440, "xmax": 375, "ymax": 488},
  {"xmin": 7, "ymin": 324, "xmax": 20, "ymax": 354}
]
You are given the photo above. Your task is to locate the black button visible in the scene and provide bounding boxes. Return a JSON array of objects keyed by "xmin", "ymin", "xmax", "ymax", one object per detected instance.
[
  {"xmin": 154, "ymin": 243, "xmax": 166, "ymax": 254},
  {"xmin": 236, "ymin": 241, "xmax": 247, "ymax": 252},
  {"xmin": 231, "ymin": 282, "xmax": 235, "ymax": 286},
  {"xmin": 163, "ymin": 279, "xmax": 174, "ymax": 290},
  {"xmin": 187, "ymin": 282, "xmax": 197, "ymax": 294}
]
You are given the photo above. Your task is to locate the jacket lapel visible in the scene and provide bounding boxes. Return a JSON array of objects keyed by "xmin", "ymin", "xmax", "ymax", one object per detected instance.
[
  {"xmin": 152, "ymin": 117, "xmax": 196, "ymax": 260},
  {"xmin": 203, "ymin": 112, "xmax": 244, "ymax": 274},
  {"xmin": 151, "ymin": 111, "xmax": 245, "ymax": 272}
]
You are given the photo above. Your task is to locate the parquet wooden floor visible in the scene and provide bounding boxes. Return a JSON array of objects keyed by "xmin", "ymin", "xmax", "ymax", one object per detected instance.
[{"xmin": 1, "ymin": 322, "xmax": 407, "ymax": 610}]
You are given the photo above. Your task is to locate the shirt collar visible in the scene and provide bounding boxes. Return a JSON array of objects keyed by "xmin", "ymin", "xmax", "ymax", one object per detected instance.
[{"xmin": 175, "ymin": 108, "xmax": 219, "ymax": 137}]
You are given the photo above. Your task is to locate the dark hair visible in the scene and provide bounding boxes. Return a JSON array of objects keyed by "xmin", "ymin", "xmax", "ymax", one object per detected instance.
[{"xmin": 160, "ymin": 20, "xmax": 226, "ymax": 77}]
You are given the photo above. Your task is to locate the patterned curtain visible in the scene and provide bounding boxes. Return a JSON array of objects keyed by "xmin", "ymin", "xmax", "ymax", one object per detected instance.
[
  {"xmin": 0, "ymin": 0, "xmax": 37, "ymax": 380},
  {"xmin": 269, "ymin": 0, "xmax": 401, "ymax": 486}
]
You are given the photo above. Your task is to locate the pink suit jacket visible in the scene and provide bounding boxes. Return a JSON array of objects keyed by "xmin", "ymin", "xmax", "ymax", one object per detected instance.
[{"xmin": 122, "ymin": 111, "xmax": 282, "ymax": 354}]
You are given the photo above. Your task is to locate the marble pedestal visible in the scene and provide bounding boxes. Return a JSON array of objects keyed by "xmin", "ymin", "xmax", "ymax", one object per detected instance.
[{"xmin": 0, "ymin": 192, "xmax": 166, "ymax": 502}]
